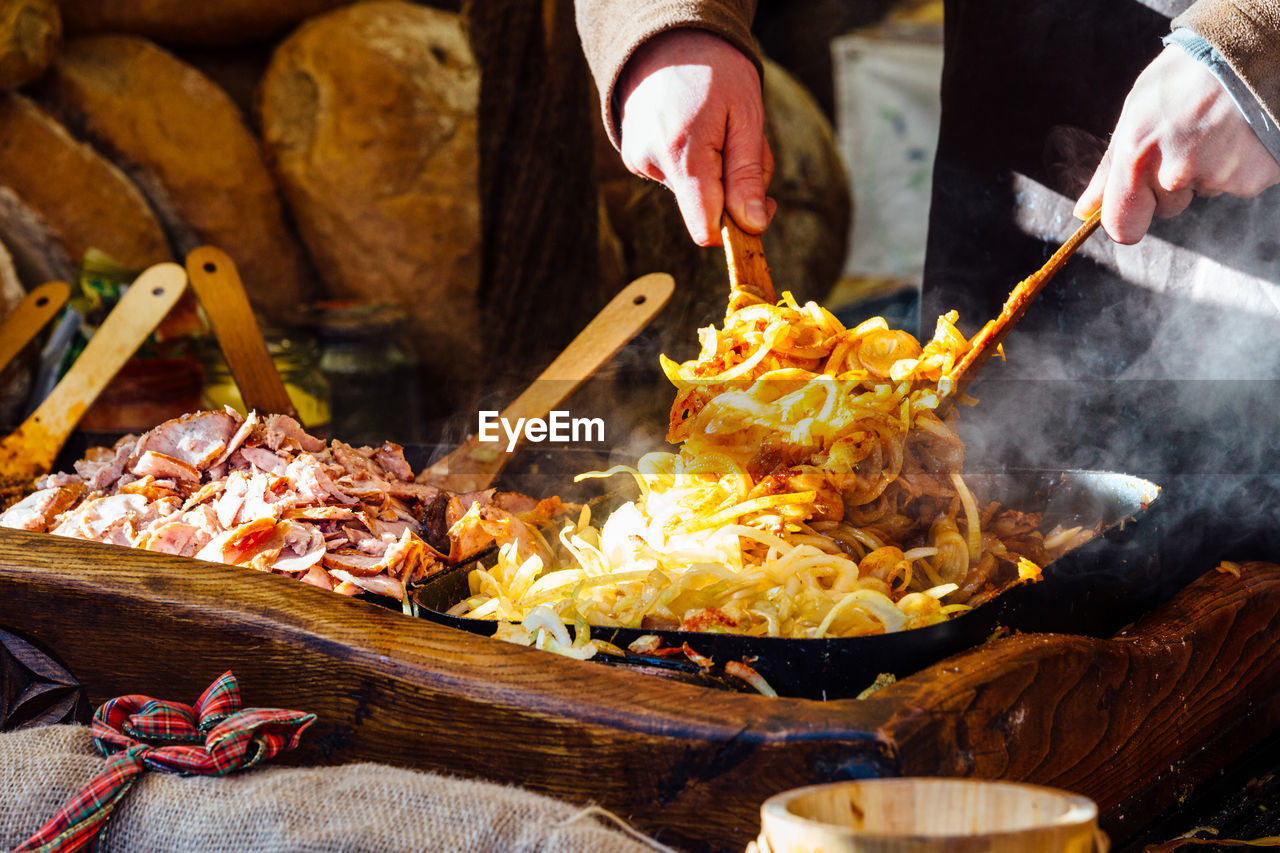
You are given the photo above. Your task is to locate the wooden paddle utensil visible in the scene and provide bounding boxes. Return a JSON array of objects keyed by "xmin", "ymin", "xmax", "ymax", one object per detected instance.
[
  {"xmin": 0, "ymin": 281, "xmax": 71, "ymax": 375},
  {"xmin": 942, "ymin": 210, "xmax": 1102, "ymax": 410},
  {"xmin": 722, "ymin": 215, "xmax": 776, "ymax": 313},
  {"xmin": 0, "ymin": 262, "xmax": 188, "ymax": 481},
  {"xmin": 185, "ymin": 247, "xmax": 298, "ymax": 419},
  {"xmin": 419, "ymin": 271, "xmax": 676, "ymax": 493}
]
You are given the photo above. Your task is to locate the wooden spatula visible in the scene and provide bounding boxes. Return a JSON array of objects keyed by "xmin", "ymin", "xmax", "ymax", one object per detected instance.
[
  {"xmin": 722, "ymin": 215, "xmax": 775, "ymax": 313},
  {"xmin": 0, "ymin": 262, "xmax": 188, "ymax": 481},
  {"xmin": 0, "ymin": 281, "xmax": 71, "ymax": 376},
  {"xmin": 942, "ymin": 210, "xmax": 1102, "ymax": 410},
  {"xmin": 185, "ymin": 247, "xmax": 298, "ymax": 419},
  {"xmin": 419, "ymin": 271, "xmax": 675, "ymax": 493}
]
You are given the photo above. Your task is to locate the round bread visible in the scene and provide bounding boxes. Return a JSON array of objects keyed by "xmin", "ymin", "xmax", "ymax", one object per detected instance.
[
  {"xmin": 36, "ymin": 35, "xmax": 314, "ymax": 319},
  {"xmin": 259, "ymin": 1, "xmax": 483, "ymax": 388},
  {"xmin": 0, "ymin": 92, "xmax": 170, "ymax": 277},
  {"xmin": 0, "ymin": 0, "xmax": 59, "ymax": 89},
  {"xmin": 59, "ymin": 0, "xmax": 350, "ymax": 48}
]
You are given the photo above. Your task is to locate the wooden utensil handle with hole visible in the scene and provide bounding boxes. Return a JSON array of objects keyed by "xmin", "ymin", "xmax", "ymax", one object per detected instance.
[
  {"xmin": 185, "ymin": 247, "xmax": 297, "ymax": 419},
  {"xmin": 0, "ymin": 263, "xmax": 188, "ymax": 478},
  {"xmin": 422, "ymin": 272, "xmax": 675, "ymax": 492},
  {"xmin": 0, "ymin": 281, "xmax": 70, "ymax": 375}
]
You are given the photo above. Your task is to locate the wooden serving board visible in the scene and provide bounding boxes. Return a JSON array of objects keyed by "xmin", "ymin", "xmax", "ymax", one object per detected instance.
[{"xmin": 0, "ymin": 530, "xmax": 1275, "ymax": 852}]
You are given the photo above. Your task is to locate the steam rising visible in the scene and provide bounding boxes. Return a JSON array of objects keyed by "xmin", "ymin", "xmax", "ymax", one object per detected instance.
[{"xmin": 941, "ymin": 130, "xmax": 1280, "ymax": 594}]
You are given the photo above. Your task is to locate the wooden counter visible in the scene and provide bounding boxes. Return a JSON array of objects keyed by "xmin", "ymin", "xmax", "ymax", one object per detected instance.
[{"xmin": 0, "ymin": 528, "xmax": 1275, "ymax": 851}]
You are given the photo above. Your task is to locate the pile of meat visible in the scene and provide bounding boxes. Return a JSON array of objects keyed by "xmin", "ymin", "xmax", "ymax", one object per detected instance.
[{"xmin": 0, "ymin": 409, "xmax": 564, "ymax": 601}]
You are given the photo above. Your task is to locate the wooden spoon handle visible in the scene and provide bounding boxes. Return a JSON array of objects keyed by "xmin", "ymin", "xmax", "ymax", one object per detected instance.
[
  {"xmin": 946, "ymin": 211, "xmax": 1102, "ymax": 401},
  {"xmin": 0, "ymin": 281, "xmax": 71, "ymax": 375},
  {"xmin": 0, "ymin": 263, "xmax": 188, "ymax": 479},
  {"xmin": 421, "ymin": 272, "xmax": 675, "ymax": 492},
  {"xmin": 722, "ymin": 216, "xmax": 775, "ymax": 314},
  {"xmin": 185, "ymin": 247, "xmax": 297, "ymax": 419}
]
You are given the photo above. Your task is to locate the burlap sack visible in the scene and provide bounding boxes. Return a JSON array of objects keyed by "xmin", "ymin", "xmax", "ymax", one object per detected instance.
[{"xmin": 0, "ymin": 725, "xmax": 673, "ymax": 852}]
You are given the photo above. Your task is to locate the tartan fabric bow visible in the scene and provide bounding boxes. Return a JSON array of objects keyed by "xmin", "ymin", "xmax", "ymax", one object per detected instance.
[{"xmin": 15, "ymin": 671, "xmax": 315, "ymax": 853}]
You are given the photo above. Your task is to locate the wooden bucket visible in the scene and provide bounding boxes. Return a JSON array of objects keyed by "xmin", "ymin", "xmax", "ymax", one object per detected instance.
[{"xmin": 754, "ymin": 778, "xmax": 1107, "ymax": 853}]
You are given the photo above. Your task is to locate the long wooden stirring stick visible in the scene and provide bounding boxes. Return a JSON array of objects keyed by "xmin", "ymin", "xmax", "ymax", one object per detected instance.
[
  {"xmin": 0, "ymin": 262, "xmax": 188, "ymax": 480},
  {"xmin": 185, "ymin": 247, "xmax": 298, "ymax": 420},
  {"xmin": 942, "ymin": 210, "xmax": 1102, "ymax": 409},
  {"xmin": 0, "ymin": 281, "xmax": 71, "ymax": 376},
  {"xmin": 722, "ymin": 216, "xmax": 775, "ymax": 312},
  {"xmin": 419, "ymin": 272, "xmax": 675, "ymax": 493}
]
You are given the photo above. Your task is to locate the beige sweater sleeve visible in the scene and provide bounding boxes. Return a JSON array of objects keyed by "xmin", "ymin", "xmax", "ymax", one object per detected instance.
[
  {"xmin": 1174, "ymin": 0, "xmax": 1280, "ymax": 124},
  {"xmin": 574, "ymin": 0, "xmax": 760, "ymax": 148}
]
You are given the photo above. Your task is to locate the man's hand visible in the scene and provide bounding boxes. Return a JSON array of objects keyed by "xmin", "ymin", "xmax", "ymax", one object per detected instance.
[
  {"xmin": 618, "ymin": 29, "xmax": 776, "ymax": 246},
  {"xmin": 1075, "ymin": 44, "xmax": 1280, "ymax": 244}
]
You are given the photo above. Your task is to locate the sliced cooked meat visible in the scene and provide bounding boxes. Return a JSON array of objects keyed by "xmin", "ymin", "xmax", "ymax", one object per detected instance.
[
  {"xmin": 262, "ymin": 413, "xmax": 324, "ymax": 453},
  {"xmin": 131, "ymin": 409, "xmax": 239, "ymax": 470},
  {"xmin": 0, "ymin": 484, "xmax": 85, "ymax": 532},
  {"xmin": 132, "ymin": 450, "xmax": 200, "ymax": 482},
  {"xmin": 375, "ymin": 442, "xmax": 413, "ymax": 481},
  {"xmin": 4, "ymin": 407, "xmax": 566, "ymax": 604},
  {"xmin": 237, "ymin": 445, "xmax": 289, "ymax": 475}
]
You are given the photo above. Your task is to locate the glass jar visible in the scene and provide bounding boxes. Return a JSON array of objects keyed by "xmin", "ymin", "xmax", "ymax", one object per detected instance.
[
  {"xmin": 198, "ymin": 332, "xmax": 332, "ymax": 433},
  {"xmin": 295, "ymin": 301, "xmax": 424, "ymax": 445}
]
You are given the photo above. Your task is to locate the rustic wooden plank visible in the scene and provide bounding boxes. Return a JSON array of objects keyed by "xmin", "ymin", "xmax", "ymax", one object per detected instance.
[
  {"xmin": 0, "ymin": 529, "xmax": 893, "ymax": 852},
  {"xmin": 875, "ymin": 562, "xmax": 1280, "ymax": 844},
  {"xmin": 0, "ymin": 527, "xmax": 1275, "ymax": 851}
]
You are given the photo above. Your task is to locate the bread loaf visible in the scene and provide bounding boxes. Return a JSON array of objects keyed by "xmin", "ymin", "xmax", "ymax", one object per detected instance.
[
  {"xmin": 259, "ymin": 1, "xmax": 483, "ymax": 390},
  {"xmin": 36, "ymin": 35, "xmax": 313, "ymax": 319},
  {"xmin": 59, "ymin": 0, "xmax": 349, "ymax": 48},
  {"xmin": 0, "ymin": 93, "xmax": 170, "ymax": 278},
  {"xmin": 0, "ymin": 0, "xmax": 59, "ymax": 88}
]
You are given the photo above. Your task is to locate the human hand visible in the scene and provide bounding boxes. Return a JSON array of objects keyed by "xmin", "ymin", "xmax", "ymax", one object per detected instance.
[
  {"xmin": 617, "ymin": 28, "xmax": 776, "ymax": 246},
  {"xmin": 1075, "ymin": 44, "xmax": 1280, "ymax": 244}
]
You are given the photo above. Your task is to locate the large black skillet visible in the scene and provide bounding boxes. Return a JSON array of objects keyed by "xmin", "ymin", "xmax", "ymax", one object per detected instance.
[
  {"xmin": 51, "ymin": 436, "xmax": 1164, "ymax": 699},
  {"xmin": 410, "ymin": 463, "xmax": 1164, "ymax": 700}
]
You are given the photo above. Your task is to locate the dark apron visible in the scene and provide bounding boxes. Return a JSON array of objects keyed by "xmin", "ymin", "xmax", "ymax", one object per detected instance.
[{"xmin": 924, "ymin": 0, "xmax": 1280, "ymax": 573}]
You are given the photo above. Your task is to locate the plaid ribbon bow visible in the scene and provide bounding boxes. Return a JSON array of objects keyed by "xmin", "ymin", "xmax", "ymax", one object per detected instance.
[{"xmin": 16, "ymin": 671, "xmax": 316, "ymax": 853}]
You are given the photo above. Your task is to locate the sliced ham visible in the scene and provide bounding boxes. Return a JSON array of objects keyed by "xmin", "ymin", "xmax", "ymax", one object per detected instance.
[
  {"xmin": 322, "ymin": 550, "xmax": 386, "ymax": 576},
  {"xmin": 131, "ymin": 410, "xmax": 240, "ymax": 471},
  {"xmin": 5, "ymin": 406, "xmax": 566, "ymax": 607},
  {"xmin": 447, "ymin": 502, "xmax": 534, "ymax": 564},
  {"xmin": 285, "ymin": 455, "xmax": 357, "ymax": 506},
  {"xmin": 0, "ymin": 484, "xmax": 85, "ymax": 532},
  {"xmin": 182, "ymin": 480, "xmax": 225, "ymax": 511},
  {"xmin": 375, "ymin": 442, "xmax": 414, "ymax": 481},
  {"xmin": 118, "ymin": 475, "xmax": 185, "ymax": 503},
  {"xmin": 284, "ymin": 505, "xmax": 357, "ymax": 522},
  {"xmin": 386, "ymin": 481, "xmax": 445, "ymax": 503},
  {"xmin": 195, "ymin": 517, "xmax": 280, "ymax": 567},
  {"xmin": 131, "ymin": 451, "xmax": 200, "ymax": 483},
  {"xmin": 262, "ymin": 414, "xmax": 324, "ymax": 453},
  {"xmin": 211, "ymin": 410, "xmax": 260, "ymax": 467},
  {"xmin": 272, "ymin": 521, "xmax": 326, "ymax": 573},
  {"xmin": 327, "ymin": 569, "xmax": 406, "ymax": 600},
  {"xmin": 330, "ymin": 441, "xmax": 384, "ymax": 482},
  {"xmin": 51, "ymin": 493, "xmax": 150, "ymax": 541},
  {"xmin": 68, "ymin": 436, "xmax": 136, "ymax": 492},
  {"xmin": 214, "ymin": 472, "xmax": 250, "ymax": 529},
  {"xmin": 238, "ymin": 446, "xmax": 289, "ymax": 475},
  {"xmin": 38, "ymin": 472, "xmax": 84, "ymax": 489},
  {"xmin": 141, "ymin": 522, "xmax": 206, "ymax": 557},
  {"xmin": 299, "ymin": 565, "xmax": 334, "ymax": 590}
]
